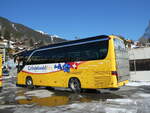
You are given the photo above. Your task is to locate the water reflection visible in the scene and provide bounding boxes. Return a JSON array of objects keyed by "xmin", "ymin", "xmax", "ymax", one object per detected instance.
[{"xmin": 16, "ymin": 89, "xmax": 123, "ymax": 107}]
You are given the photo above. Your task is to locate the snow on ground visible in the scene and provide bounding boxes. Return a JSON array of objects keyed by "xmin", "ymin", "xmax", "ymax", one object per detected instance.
[
  {"xmin": 106, "ymin": 98, "xmax": 135, "ymax": 105},
  {"xmin": 126, "ymin": 81, "xmax": 150, "ymax": 86},
  {"xmin": 105, "ymin": 106, "xmax": 137, "ymax": 113},
  {"xmin": 3, "ymin": 91, "xmax": 150, "ymax": 113},
  {"xmin": 2, "ymin": 77, "xmax": 150, "ymax": 113},
  {"xmin": 0, "ymin": 105, "xmax": 17, "ymax": 109},
  {"xmin": 12, "ymin": 101, "xmax": 138, "ymax": 113},
  {"xmin": 24, "ymin": 90, "xmax": 54, "ymax": 98},
  {"xmin": 135, "ymin": 93, "xmax": 150, "ymax": 98},
  {"xmin": 0, "ymin": 97, "xmax": 4, "ymax": 100},
  {"xmin": 15, "ymin": 96, "xmax": 27, "ymax": 100},
  {"xmin": 13, "ymin": 102, "xmax": 104, "ymax": 113},
  {"xmin": 0, "ymin": 104, "xmax": 35, "ymax": 110}
]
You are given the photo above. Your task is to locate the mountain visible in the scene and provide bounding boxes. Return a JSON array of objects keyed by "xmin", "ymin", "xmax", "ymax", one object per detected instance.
[
  {"xmin": 0, "ymin": 17, "xmax": 66, "ymax": 48},
  {"xmin": 139, "ymin": 21, "xmax": 150, "ymax": 45}
]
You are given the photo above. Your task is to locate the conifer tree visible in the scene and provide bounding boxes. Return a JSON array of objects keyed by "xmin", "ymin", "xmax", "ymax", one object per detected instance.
[
  {"xmin": 29, "ymin": 39, "xmax": 34, "ymax": 47},
  {"xmin": 4, "ymin": 30, "xmax": 11, "ymax": 40},
  {"xmin": 0, "ymin": 31, "xmax": 2, "ymax": 40}
]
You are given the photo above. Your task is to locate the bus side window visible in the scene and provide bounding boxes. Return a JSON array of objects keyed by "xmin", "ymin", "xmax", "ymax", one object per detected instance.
[
  {"xmin": 81, "ymin": 50, "xmax": 90, "ymax": 61},
  {"xmin": 89, "ymin": 50, "xmax": 98, "ymax": 60},
  {"xmin": 68, "ymin": 52, "xmax": 80, "ymax": 62},
  {"xmin": 99, "ymin": 48, "xmax": 107, "ymax": 59}
]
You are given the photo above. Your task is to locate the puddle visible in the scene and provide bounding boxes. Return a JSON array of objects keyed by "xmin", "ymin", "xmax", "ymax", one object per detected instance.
[{"xmin": 14, "ymin": 89, "xmax": 123, "ymax": 107}]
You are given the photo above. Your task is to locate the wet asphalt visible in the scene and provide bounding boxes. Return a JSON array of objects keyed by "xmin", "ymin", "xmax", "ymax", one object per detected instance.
[{"xmin": 1, "ymin": 77, "xmax": 150, "ymax": 113}]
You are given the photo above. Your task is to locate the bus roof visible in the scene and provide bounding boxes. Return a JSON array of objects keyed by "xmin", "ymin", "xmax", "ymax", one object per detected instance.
[{"xmin": 16, "ymin": 35, "xmax": 109, "ymax": 57}]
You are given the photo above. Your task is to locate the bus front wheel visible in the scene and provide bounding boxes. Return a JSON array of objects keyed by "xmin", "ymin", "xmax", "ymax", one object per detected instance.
[
  {"xmin": 69, "ymin": 78, "xmax": 81, "ymax": 93},
  {"xmin": 26, "ymin": 77, "xmax": 34, "ymax": 89}
]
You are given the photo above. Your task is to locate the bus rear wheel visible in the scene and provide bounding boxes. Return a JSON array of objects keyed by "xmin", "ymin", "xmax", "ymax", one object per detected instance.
[
  {"xmin": 26, "ymin": 77, "xmax": 34, "ymax": 89},
  {"xmin": 69, "ymin": 78, "xmax": 81, "ymax": 93}
]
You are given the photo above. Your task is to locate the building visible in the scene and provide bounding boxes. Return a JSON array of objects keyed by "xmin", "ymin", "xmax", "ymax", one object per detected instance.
[
  {"xmin": 129, "ymin": 47, "xmax": 150, "ymax": 81},
  {"xmin": 0, "ymin": 41, "xmax": 6, "ymax": 65}
]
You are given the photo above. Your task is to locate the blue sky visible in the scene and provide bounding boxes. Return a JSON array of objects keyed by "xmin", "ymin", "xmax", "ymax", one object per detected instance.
[{"xmin": 1, "ymin": 0, "xmax": 150, "ymax": 40}]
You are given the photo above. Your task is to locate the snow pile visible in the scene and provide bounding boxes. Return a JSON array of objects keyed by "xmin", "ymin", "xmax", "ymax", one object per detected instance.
[
  {"xmin": 68, "ymin": 103, "xmax": 91, "ymax": 109},
  {"xmin": 0, "ymin": 104, "xmax": 35, "ymax": 109},
  {"xmin": 0, "ymin": 97, "xmax": 4, "ymax": 100},
  {"xmin": 126, "ymin": 81, "xmax": 150, "ymax": 86},
  {"xmin": 105, "ymin": 107, "xmax": 136, "ymax": 113},
  {"xmin": 0, "ymin": 105, "xmax": 17, "ymax": 109},
  {"xmin": 136, "ymin": 93, "xmax": 150, "ymax": 98},
  {"xmin": 24, "ymin": 90, "xmax": 53, "ymax": 98},
  {"xmin": 15, "ymin": 96, "xmax": 27, "ymax": 100},
  {"xmin": 107, "ymin": 99, "xmax": 134, "ymax": 105}
]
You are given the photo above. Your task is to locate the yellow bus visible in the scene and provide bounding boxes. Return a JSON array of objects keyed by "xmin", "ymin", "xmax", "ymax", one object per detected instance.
[
  {"xmin": 16, "ymin": 35, "xmax": 130, "ymax": 92},
  {"xmin": 0, "ymin": 54, "xmax": 2, "ymax": 91}
]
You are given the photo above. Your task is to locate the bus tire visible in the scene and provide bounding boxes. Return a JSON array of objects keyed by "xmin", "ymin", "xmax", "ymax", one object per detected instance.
[
  {"xmin": 46, "ymin": 87, "xmax": 55, "ymax": 90},
  {"xmin": 109, "ymin": 88, "xmax": 120, "ymax": 91},
  {"xmin": 69, "ymin": 78, "xmax": 81, "ymax": 93},
  {"xmin": 26, "ymin": 77, "xmax": 34, "ymax": 89},
  {"xmin": 0, "ymin": 87, "xmax": 2, "ymax": 92}
]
